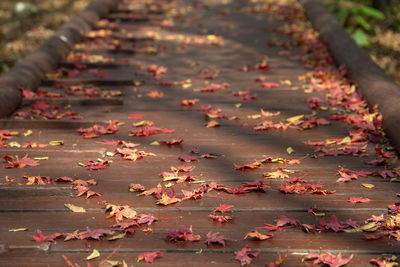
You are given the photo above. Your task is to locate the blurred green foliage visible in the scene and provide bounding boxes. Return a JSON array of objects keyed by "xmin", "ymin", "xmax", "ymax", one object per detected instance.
[{"xmin": 325, "ymin": 0, "xmax": 400, "ymax": 47}]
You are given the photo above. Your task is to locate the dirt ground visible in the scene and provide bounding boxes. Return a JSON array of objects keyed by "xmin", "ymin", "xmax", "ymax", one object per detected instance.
[{"xmin": 0, "ymin": 0, "xmax": 399, "ymax": 84}]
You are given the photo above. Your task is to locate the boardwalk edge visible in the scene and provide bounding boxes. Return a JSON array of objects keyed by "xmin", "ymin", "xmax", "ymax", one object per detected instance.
[
  {"xmin": 0, "ymin": 0, "xmax": 119, "ymax": 117},
  {"xmin": 300, "ymin": 0, "xmax": 400, "ymax": 152}
]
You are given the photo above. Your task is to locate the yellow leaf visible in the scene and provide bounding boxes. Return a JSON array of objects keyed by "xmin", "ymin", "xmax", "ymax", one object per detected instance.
[
  {"xmin": 326, "ymin": 139, "xmax": 337, "ymax": 145},
  {"xmin": 182, "ymin": 83, "xmax": 192, "ymax": 89},
  {"xmin": 164, "ymin": 182, "xmax": 174, "ymax": 188},
  {"xmin": 286, "ymin": 114, "xmax": 304, "ymax": 123},
  {"xmin": 291, "ymin": 86, "xmax": 299, "ymax": 90},
  {"xmin": 247, "ymin": 114, "xmax": 261, "ymax": 119},
  {"xmin": 10, "ymin": 131, "xmax": 19, "ymax": 136},
  {"xmin": 280, "ymin": 80, "xmax": 292, "ymax": 86},
  {"xmin": 150, "ymin": 141, "xmax": 160, "ymax": 146},
  {"xmin": 65, "ymin": 203, "xmax": 86, "ymax": 213},
  {"xmin": 270, "ymin": 158, "xmax": 286, "ymax": 163},
  {"xmin": 106, "ymin": 152, "xmax": 115, "ymax": 157},
  {"xmin": 362, "ymin": 183, "xmax": 375, "ymax": 189},
  {"xmin": 107, "ymin": 232, "xmax": 126, "ymax": 241},
  {"xmin": 391, "ymin": 178, "xmax": 400, "ymax": 183},
  {"xmin": 49, "ymin": 140, "xmax": 64, "ymax": 146},
  {"xmin": 338, "ymin": 136, "xmax": 352, "ymax": 145},
  {"xmin": 86, "ymin": 249, "xmax": 100, "ymax": 260},
  {"xmin": 77, "ymin": 162, "xmax": 87, "ymax": 167},
  {"xmin": 23, "ymin": 130, "xmax": 32, "ymax": 136},
  {"xmin": 34, "ymin": 157, "xmax": 48, "ymax": 160},
  {"xmin": 286, "ymin": 147, "xmax": 294, "ymax": 155},
  {"xmin": 105, "ymin": 260, "xmax": 121, "ymax": 266},
  {"xmin": 8, "ymin": 142, "xmax": 21, "ymax": 148},
  {"xmin": 9, "ymin": 228, "xmax": 28, "ymax": 232}
]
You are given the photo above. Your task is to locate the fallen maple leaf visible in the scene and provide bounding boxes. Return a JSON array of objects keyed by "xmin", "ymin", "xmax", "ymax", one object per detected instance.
[
  {"xmin": 160, "ymin": 139, "xmax": 184, "ymax": 145},
  {"xmin": 209, "ymin": 214, "xmax": 232, "ymax": 223},
  {"xmin": 129, "ymin": 183, "xmax": 146, "ymax": 192},
  {"xmin": 165, "ymin": 228, "xmax": 201, "ymax": 242},
  {"xmin": 105, "ymin": 203, "xmax": 137, "ymax": 222},
  {"xmin": 31, "ymin": 230, "xmax": 61, "ymax": 242},
  {"xmin": 348, "ymin": 197, "xmax": 371, "ymax": 203},
  {"xmin": 181, "ymin": 99, "xmax": 200, "ymax": 106},
  {"xmin": 214, "ymin": 204, "xmax": 233, "ymax": 213},
  {"xmin": 147, "ymin": 90, "xmax": 164, "ymax": 98},
  {"xmin": 179, "ymin": 155, "xmax": 198, "ymax": 162},
  {"xmin": 4, "ymin": 155, "xmax": 40, "ymax": 169},
  {"xmin": 197, "ymin": 83, "xmax": 228, "ymax": 92},
  {"xmin": 244, "ymin": 231, "xmax": 273, "ymax": 240},
  {"xmin": 128, "ymin": 113, "xmax": 144, "ymax": 119},
  {"xmin": 156, "ymin": 193, "xmax": 181, "ymax": 205},
  {"xmin": 205, "ymin": 232, "xmax": 234, "ymax": 247},
  {"xmin": 75, "ymin": 227, "xmax": 114, "ymax": 240},
  {"xmin": 260, "ymin": 82, "xmax": 281, "ymax": 88},
  {"xmin": 75, "ymin": 185, "xmax": 102, "ymax": 198},
  {"xmin": 137, "ymin": 251, "xmax": 164, "ymax": 263},
  {"xmin": 234, "ymin": 246, "xmax": 260, "ymax": 266},
  {"xmin": 303, "ymin": 252, "xmax": 353, "ymax": 267},
  {"xmin": 266, "ymin": 253, "xmax": 288, "ymax": 267},
  {"xmin": 206, "ymin": 120, "xmax": 220, "ymax": 128}
]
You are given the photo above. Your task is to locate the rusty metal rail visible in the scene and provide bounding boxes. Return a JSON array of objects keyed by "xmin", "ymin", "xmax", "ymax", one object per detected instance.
[{"xmin": 0, "ymin": 0, "xmax": 399, "ymax": 266}]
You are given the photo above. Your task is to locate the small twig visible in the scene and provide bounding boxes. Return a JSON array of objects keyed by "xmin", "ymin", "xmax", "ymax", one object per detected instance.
[
  {"xmin": 62, "ymin": 255, "xmax": 74, "ymax": 267},
  {"xmin": 99, "ymin": 245, "xmax": 121, "ymax": 266}
]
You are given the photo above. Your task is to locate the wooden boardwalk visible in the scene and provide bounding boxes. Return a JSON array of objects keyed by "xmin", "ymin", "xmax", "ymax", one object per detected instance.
[{"xmin": 0, "ymin": 0, "xmax": 399, "ymax": 266}]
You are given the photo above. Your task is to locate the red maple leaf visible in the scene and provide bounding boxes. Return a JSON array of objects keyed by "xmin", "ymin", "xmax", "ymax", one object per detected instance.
[
  {"xmin": 234, "ymin": 246, "xmax": 260, "ymax": 266},
  {"xmin": 318, "ymin": 215, "xmax": 349, "ymax": 232},
  {"xmin": 303, "ymin": 252, "xmax": 353, "ymax": 267},
  {"xmin": 165, "ymin": 228, "xmax": 201, "ymax": 242},
  {"xmin": 128, "ymin": 113, "xmax": 144, "ymax": 119},
  {"xmin": 170, "ymin": 165, "xmax": 195, "ymax": 172},
  {"xmin": 31, "ymin": 230, "xmax": 61, "ymax": 242},
  {"xmin": 137, "ymin": 214, "xmax": 158, "ymax": 225},
  {"xmin": 260, "ymin": 82, "xmax": 281, "ymax": 88},
  {"xmin": 75, "ymin": 227, "xmax": 114, "ymax": 240},
  {"xmin": 86, "ymin": 158, "xmax": 110, "ymax": 170},
  {"xmin": 244, "ymin": 231, "xmax": 273, "ymax": 240},
  {"xmin": 205, "ymin": 232, "xmax": 233, "ymax": 247},
  {"xmin": 179, "ymin": 155, "xmax": 198, "ymax": 162},
  {"xmin": 160, "ymin": 139, "xmax": 184, "ymax": 145},
  {"xmin": 275, "ymin": 215, "xmax": 299, "ymax": 227},
  {"xmin": 181, "ymin": 99, "xmax": 200, "ymax": 106},
  {"xmin": 130, "ymin": 126, "xmax": 175, "ymax": 136},
  {"xmin": 214, "ymin": 204, "xmax": 233, "ymax": 213},
  {"xmin": 348, "ymin": 197, "xmax": 371, "ymax": 203},
  {"xmin": 137, "ymin": 251, "xmax": 164, "ymax": 263},
  {"xmin": 209, "ymin": 214, "xmax": 232, "ymax": 223},
  {"xmin": 4, "ymin": 155, "xmax": 40, "ymax": 169},
  {"xmin": 198, "ymin": 83, "xmax": 228, "ymax": 92},
  {"xmin": 75, "ymin": 185, "xmax": 102, "ymax": 198}
]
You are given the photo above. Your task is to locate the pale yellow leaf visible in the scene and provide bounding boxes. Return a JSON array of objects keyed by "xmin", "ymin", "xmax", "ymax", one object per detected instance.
[
  {"xmin": 8, "ymin": 142, "xmax": 21, "ymax": 148},
  {"xmin": 49, "ymin": 140, "xmax": 64, "ymax": 146},
  {"xmin": 34, "ymin": 157, "xmax": 48, "ymax": 160},
  {"xmin": 286, "ymin": 114, "xmax": 304, "ymax": 123},
  {"xmin": 64, "ymin": 204, "xmax": 86, "ymax": 213},
  {"xmin": 362, "ymin": 183, "xmax": 375, "ymax": 189},
  {"xmin": 23, "ymin": 130, "xmax": 33, "ymax": 136},
  {"xmin": 107, "ymin": 232, "xmax": 126, "ymax": 241},
  {"xmin": 86, "ymin": 249, "xmax": 100, "ymax": 260},
  {"xmin": 9, "ymin": 228, "xmax": 28, "ymax": 232},
  {"xmin": 286, "ymin": 147, "xmax": 294, "ymax": 155}
]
